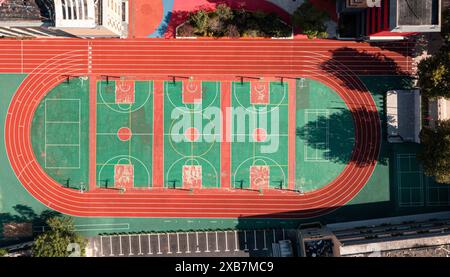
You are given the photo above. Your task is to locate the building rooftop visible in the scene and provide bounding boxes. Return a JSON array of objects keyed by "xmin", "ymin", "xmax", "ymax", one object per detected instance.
[
  {"xmin": 0, "ymin": 0, "xmax": 50, "ymax": 22},
  {"xmin": 397, "ymin": 0, "xmax": 440, "ymax": 26},
  {"xmin": 386, "ymin": 89, "xmax": 422, "ymax": 143}
]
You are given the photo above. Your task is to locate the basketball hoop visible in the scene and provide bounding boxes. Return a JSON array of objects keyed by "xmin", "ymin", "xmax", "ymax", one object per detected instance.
[{"xmin": 80, "ymin": 184, "xmax": 86, "ymax": 193}]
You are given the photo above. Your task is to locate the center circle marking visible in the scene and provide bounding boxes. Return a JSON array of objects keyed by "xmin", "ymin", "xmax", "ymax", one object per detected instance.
[{"xmin": 117, "ymin": 127, "xmax": 132, "ymax": 141}]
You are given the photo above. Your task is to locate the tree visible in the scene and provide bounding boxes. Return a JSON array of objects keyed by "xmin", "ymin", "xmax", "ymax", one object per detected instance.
[
  {"xmin": 225, "ymin": 24, "xmax": 240, "ymax": 38},
  {"xmin": 32, "ymin": 216, "xmax": 86, "ymax": 257},
  {"xmin": 292, "ymin": 0, "xmax": 329, "ymax": 39},
  {"xmin": 177, "ymin": 23, "xmax": 195, "ymax": 37},
  {"xmin": 417, "ymin": 49, "xmax": 450, "ymax": 98},
  {"xmin": 215, "ymin": 3, "xmax": 233, "ymax": 22},
  {"xmin": 207, "ymin": 14, "xmax": 225, "ymax": 36},
  {"xmin": 181, "ymin": 4, "xmax": 291, "ymax": 38},
  {"xmin": 417, "ymin": 7, "xmax": 450, "ymax": 98},
  {"xmin": 418, "ymin": 120, "xmax": 450, "ymax": 184},
  {"xmin": 0, "ymin": 248, "xmax": 7, "ymax": 257},
  {"xmin": 189, "ymin": 10, "xmax": 209, "ymax": 36}
]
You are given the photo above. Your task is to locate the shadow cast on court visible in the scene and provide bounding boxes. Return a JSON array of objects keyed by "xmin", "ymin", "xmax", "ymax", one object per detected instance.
[{"xmin": 297, "ymin": 108, "xmax": 392, "ymax": 167}]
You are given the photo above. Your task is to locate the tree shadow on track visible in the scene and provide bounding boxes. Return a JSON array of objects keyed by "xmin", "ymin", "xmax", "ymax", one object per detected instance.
[
  {"xmin": 320, "ymin": 47, "xmax": 409, "ymax": 88},
  {"xmin": 315, "ymin": 47, "xmax": 412, "ymax": 168},
  {"xmin": 368, "ymin": 40, "xmax": 415, "ymax": 57},
  {"xmin": 368, "ymin": 33, "xmax": 444, "ymax": 58}
]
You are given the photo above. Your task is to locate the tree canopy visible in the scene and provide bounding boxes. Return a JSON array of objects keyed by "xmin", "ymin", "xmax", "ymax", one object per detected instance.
[
  {"xmin": 179, "ymin": 3, "xmax": 291, "ymax": 38},
  {"xmin": 291, "ymin": 0, "xmax": 329, "ymax": 39},
  {"xmin": 0, "ymin": 248, "xmax": 8, "ymax": 257},
  {"xmin": 32, "ymin": 216, "xmax": 86, "ymax": 257},
  {"xmin": 417, "ymin": 9, "xmax": 450, "ymax": 184},
  {"xmin": 417, "ymin": 49, "xmax": 450, "ymax": 98},
  {"xmin": 417, "ymin": 9, "xmax": 450, "ymax": 98},
  {"xmin": 418, "ymin": 120, "xmax": 450, "ymax": 184}
]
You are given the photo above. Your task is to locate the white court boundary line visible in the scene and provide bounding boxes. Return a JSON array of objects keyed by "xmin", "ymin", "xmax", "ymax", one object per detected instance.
[
  {"xmin": 232, "ymin": 156, "xmax": 287, "ymax": 190},
  {"xmin": 44, "ymin": 98, "xmax": 81, "ymax": 169},
  {"xmin": 166, "ymin": 80, "xmax": 219, "ymax": 114},
  {"xmin": 165, "ymin": 156, "xmax": 219, "ymax": 189},
  {"xmin": 232, "ymin": 81, "xmax": 287, "ymax": 114},
  {"xmin": 303, "ymin": 109, "xmax": 329, "ymax": 162},
  {"xmin": 396, "ymin": 154, "xmax": 424, "ymax": 207},
  {"xmin": 98, "ymin": 80, "xmax": 152, "ymax": 114},
  {"xmin": 97, "ymin": 154, "xmax": 151, "ymax": 188},
  {"xmin": 163, "ymin": 81, "xmax": 221, "ymax": 188},
  {"xmin": 426, "ymin": 176, "xmax": 450, "ymax": 206}
]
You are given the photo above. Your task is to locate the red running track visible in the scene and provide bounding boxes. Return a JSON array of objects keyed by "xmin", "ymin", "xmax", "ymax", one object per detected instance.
[{"xmin": 3, "ymin": 39, "xmax": 412, "ymax": 218}]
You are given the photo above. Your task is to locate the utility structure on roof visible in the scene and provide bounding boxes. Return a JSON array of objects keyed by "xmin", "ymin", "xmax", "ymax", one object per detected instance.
[{"xmin": 337, "ymin": 0, "xmax": 442, "ymax": 40}]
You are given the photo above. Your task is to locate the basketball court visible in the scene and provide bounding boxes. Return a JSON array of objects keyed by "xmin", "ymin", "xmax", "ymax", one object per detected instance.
[
  {"xmin": 231, "ymin": 81, "xmax": 289, "ymax": 190},
  {"xmin": 164, "ymin": 80, "xmax": 221, "ymax": 189},
  {"xmin": 96, "ymin": 79, "xmax": 154, "ymax": 190}
]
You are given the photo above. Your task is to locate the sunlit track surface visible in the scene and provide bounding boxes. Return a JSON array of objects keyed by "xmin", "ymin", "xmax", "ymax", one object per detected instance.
[
  {"xmin": 0, "ymin": 39, "xmax": 413, "ymax": 75},
  {"xmin": 3, "ymin": 38, "xmax": 408, "ymax": 218},
  {"xmin": 91, "ymin": 40, "xmax": 412, "ymax": 76}
]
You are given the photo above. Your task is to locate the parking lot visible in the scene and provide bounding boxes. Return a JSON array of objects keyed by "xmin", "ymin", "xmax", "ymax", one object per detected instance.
[{"xmin": 87, "ymin": 229, "xmax": 298, "ymax": 257}]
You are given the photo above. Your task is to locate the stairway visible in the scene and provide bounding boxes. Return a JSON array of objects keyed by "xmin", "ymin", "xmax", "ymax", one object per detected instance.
[{"xmin": 0, "ymin": 26, "xmax": 75, "ymax": 37}]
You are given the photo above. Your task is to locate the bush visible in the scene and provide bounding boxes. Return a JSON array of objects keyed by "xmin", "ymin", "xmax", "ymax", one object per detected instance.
[
  {"xmin": 215, "ymin": 4, "xmax": 233, "ymax": 21},
  {"xmin": 207, "ymin": 15, "xmax": 225, "ymax": 36},
  {"xmin": 189, "ymin": 10, "xmax": 209, "ymax": 36},
  {"xmin": 304, "ymin": 30, "xmax": 328, "ymax": 39},
  {"xmin": 0, "ymin": 248, "xmax": 8, "ymax": 257},
  {"xmin": 242, "ymin": 29, "xmax": 259, "ymax": 38},
  {"xmin": 32, "ymin": 217, "xmax": 87, "ymax": 257},
  {"xmin": 417, "ymin": 47, "xmax": 450, "ymax": 98},
  {"xmin": 418, "ymin": 120, "xmax": 450, "ymax": 184},
  {"xmin": 177, "ymin": 23, "xmax": 195, "ymax": 37},
  {"xmin": 225, "ymin": 24, "xmax": 240, "ymax": 38},
  {"xmin": 292, "ymin": 0, "xmax": 329, "ymax": 39}
]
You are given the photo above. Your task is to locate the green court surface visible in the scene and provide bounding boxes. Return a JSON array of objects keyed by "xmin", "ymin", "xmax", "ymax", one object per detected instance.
[
  {"xmin": 164, "ymin": 81, "xmax": 221, "ymax": 188},
  {"xmin": 31, "ymin": 77, "xmax": 89, "ymax": 190},
  {"xmin": 295, "ymin": 78, "xmax": 354, "ymax": 192},
  {"xmin": 4, "ymin": 74, "xmax": 450, "ymax": 241},
  {"xmin": 96, "ymin": 80, "xmax": 153, "ymax": 188},
  {"xmin": 325, "ymin": 76, "xmax": 450, "ymax": 223},
  {"xmin": 393, "ymin": 144, "xmax": 450, "ymax": 208},
  {"xmin": 231, "ymin": 81, "xmax": 289, "ymax": 190}
]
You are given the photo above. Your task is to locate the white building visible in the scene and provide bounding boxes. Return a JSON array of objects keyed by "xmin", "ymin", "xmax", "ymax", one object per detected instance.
[
  {"xmin": 386, "ymin": 89, "xmax": 422, "ymax": 143},
  {"xmin": 54, "ymin": 0, "xmax": 128, "ymax": 38},
  {"xmin": 428, "ymin": 97, "xmax": 450, "ymax": 129},
  {"xmin": 0, "ymin": 0, "xmax": 129, "ymax": 38}
]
